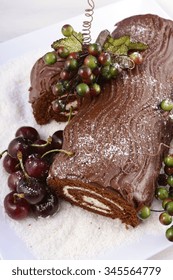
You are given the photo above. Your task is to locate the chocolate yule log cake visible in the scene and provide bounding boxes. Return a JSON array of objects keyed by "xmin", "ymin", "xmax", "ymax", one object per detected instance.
[{"xmin": 46, "ymin": 14, "xmax": 173, "ymax": 227}]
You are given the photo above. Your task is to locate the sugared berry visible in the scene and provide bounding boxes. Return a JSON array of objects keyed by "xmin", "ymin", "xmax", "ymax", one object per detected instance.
[
  {"xmin": 24, "ymin": 154, "xmax": 49, "ymax": 179},
  {"xmin": 32, "ymin": 189, "xmax": 59, "ymax": 218},
  {"xmin": 17, "ymin": 178, "xmax": 46, "ymax": 205}
]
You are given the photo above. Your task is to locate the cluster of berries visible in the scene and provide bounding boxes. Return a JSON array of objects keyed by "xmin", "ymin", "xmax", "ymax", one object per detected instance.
[
  {"xmin": 138, "ymin": 154, "xmax": 173, "ymax": 242},
  {"xmin": 44, "ymin": 24, "xmax": 143, "ymax": 112},
  {"xmin": 1, "ymin": 126, "xmax": 64, "ymax": 220}
]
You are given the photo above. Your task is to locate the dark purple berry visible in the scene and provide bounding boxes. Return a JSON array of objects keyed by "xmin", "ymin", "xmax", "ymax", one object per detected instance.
[
  {"xmin": 15, "ymin": 126, "xmax": 40, "ymax": 142},
  {"xmin": 32, "ymin": 189, "xmax": 59, "ymax": 218},
  {"xmin": 24, "ymin": 154, "xmax": 49, "ymax": 179},
  {"xmin": 7, "ymin": 170, "xmax": 25, "ymax": 191},
  {"xmin": 4, "ymin": 191, "xmax": 30, "ymax": 220}
]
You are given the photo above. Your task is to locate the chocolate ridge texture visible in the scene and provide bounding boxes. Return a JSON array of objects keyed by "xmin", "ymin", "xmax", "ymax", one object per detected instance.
[
  {"xmin": 29, "ymin": 55, "xmax": 79, "ymax": 124},
  {"xmin": 47, "ymin": 14, "xmax": 173, "ymax": 227}
]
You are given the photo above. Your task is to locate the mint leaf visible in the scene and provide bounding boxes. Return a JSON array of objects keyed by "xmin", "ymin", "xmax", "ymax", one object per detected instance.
[
  {"xmin": 103, "ymin": 35, "xmax": 148, "ymax": 55},
  {"xmin": 51, "ymin": 31, "xmax": 83, "ymax": 52}
]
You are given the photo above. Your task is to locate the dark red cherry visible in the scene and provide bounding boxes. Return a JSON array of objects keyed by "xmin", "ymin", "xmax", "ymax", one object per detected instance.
[
  {"xmin": 7, "ymin": 170, "xmax": 25, "ymax": 191},
  {"xmin": 31, "ymin": 139, "xmax": 52, "ymax": 156},
  {"xmin": 15, "ymin": 126, "xmax": 40, "ymax": 142},
  {"xmin": 51, "ymin": 130, "xmax": 63, "ymax": 149},
  {"xmin": 17, "ymin": 178, "xmax": 46, "ymax": 205},
  {"xmin": 32, "ymin": 189, "xmax": 59, "ymax": 218},
  {"xmin": 8, "ymin": 137, "xmax": 31, "ymax": 160},
  {"xmin": 24, "ymin": 154, "xmax": 49, "ymax": 179},
  {"xmin": 4, "ymin": 191, "xmax": 30, "ymax": 220},
  {"xmin": 3, "ymin": 154, "xmax": 20, "ymax": 174}
]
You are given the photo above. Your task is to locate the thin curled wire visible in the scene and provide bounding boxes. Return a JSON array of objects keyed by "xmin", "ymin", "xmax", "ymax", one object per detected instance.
[{"xmin": 82, "ymin": 0, "xmax": 95, "ymax": 44}]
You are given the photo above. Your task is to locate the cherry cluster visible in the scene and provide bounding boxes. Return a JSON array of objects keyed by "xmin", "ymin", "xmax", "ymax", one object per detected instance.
[
  {"xmin": 1, "ymin": 126, "xmax": 63, "ymax": 220},
  {"xmin": 138, "ymin": 154, "xmax": 173, "ymax": 242},
  {"xmin": 44, "ymin": 24, "xmax": 143, "ymax": 112}
]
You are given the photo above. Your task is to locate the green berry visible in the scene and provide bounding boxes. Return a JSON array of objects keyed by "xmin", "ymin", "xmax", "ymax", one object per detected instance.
[
  {"xmin": 61, "ymin": 24, "xmax": 74, "ymax": 37},
  {"xmin": 98, "ymin": 52, "xmax": 111, "ymax": 66},
  {"xmin": 160, "ymin": 99, "xmax": 173, "ymax": 111},
  {"xmin": 90, "ymin": 83, "xmax": 101, "ymax": 96},
  {"xmin": 88, "ymin": 43, "xmax": 102, "ymax": 56},
  {"xmin": 138, "ymin": 205, "xmax": 151, "ymax": 220},
  {"xmin": 76, "ymin": 83, "xmax": 90, "ymax": 97},
  {"xmin": 167, "ymin": 175, "xmax": 173, "ymax": 187},
  {"xmin": 164, "ymin": 155, "xmax": 173, "ymax": 167},
  {"xmin": 53, "ymin": 82, "xmax": 64, "ymax": 96},
  {"xmin": 155, "ymin": 187, "xmax": 169, "ymax": 200},
  {"xmin": 44, "ymin": 52, "xmax": 57, "ymax": 65},
  {"xmin": 110, "ymin": 64, "xmax": 119, "ymax": 78},
  {"xmin": 165, "ymin": 201, "xmax": 173, "ymax": 216},
  {"xmin": 64, "ymin": 58, "xmax": 78, "ymax": 70},
  {"xmin": 101, "ymin": 65, "xmax": 112, "ymax": 79},
  {"xmin": 159, "ymin": 212, "xmax": 172, "ymax": 225},
  {"xmin": 166, "ymin": 226, "xmax": 173, "ymax": 241},
  {"xmin": 58, "ymin": 47, "xmax": 70, "ymax": 58},
  {"xmin": 84, "ymin": 55, "xmax": 98, "ymax": 70},
  {"xmin": 162, "ymin": 198, "xmax": 173, "ymax": 209}
]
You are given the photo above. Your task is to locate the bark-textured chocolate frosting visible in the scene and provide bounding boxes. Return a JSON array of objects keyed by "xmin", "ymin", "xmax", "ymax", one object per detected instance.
[
  {"xmin": 47, "ymin": 14, "xmax": 173, "ymax": 227},
  {"xmin": 29, "ymin": 55, "xmax": 79, "ymax": 124}
]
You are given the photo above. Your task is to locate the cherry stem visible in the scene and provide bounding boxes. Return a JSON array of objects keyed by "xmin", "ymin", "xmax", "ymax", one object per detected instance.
[
  {"xmin": 13, "ymin": 192, "xmax": 25, "ymax": 202},
  {"xmin": 0, "ymin": 149, "xmax": 8, "ymax": 159},
  {"xmin": 68, "ymin": 107, "xmax": 73, "ymax": 123},
  {"xmin": 31, "ymin": 136, "xmax": 52, "ymax": 147},
  {"xmin": 41, "ymin": 149, "xmax": 74, "ymax": 158},
  {"xmin": 17, "ymin": 151, "xmax": 30, "ymax": 179}
]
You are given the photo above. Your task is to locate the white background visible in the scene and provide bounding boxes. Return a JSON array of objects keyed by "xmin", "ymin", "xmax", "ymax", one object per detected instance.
[
  {"xmin": 0, "ymin": 0, "xmax": 173, "ymax": 42},
  {"xmin": 0, "ymin": 0, "xmax": 173, "ymax": 260}
]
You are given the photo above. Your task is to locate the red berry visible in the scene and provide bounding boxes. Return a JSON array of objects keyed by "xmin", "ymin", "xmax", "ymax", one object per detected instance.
[
  {"xmin": 7, "ymin": 170, "xmax": 25, "ymax": 191},
  {"xmin": 15, "ymin": 126, "xmax": 40, "ymax": 142},
  {"xmin": 3, "ymin": 154, "xmax": 20, "ymax": 174},
  {"xmin": 4, "ymin": 191, "xmax": 30, "ymax": 220},
  {"xmin": 24, "ymin": 154, "xmax": 49, "ymax": 179}
]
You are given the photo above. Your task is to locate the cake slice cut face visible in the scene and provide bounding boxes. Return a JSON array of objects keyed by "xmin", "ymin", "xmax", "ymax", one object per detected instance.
[{"xmin": 47, "ymin": 14, "xmax": 173, "ymax": 227}]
